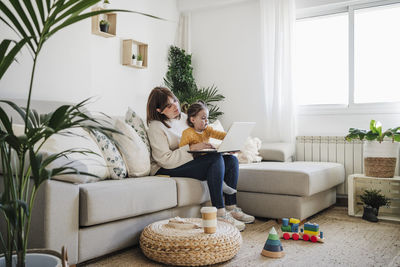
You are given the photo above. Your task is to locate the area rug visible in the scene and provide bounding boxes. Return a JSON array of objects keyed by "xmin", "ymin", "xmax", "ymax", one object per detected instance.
[{"xmin": 82, "ymin": 207, "xmax": 400, "ymax": 266}]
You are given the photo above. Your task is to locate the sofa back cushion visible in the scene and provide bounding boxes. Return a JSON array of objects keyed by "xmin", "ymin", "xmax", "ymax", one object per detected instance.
[
  {"xmin": 259, "ymin": 142, "xmax": 294, "ymax": 162},
  {"xmin": 113, "ymin": 119, "xmax": 151, "ymax": 177},
  {"xmin": 89, "ymin": 130, "xmax": 127, "ymax": 179}
]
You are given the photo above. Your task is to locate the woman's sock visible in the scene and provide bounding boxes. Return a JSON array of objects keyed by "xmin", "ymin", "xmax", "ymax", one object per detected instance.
[{"xmin": 222, "ymin": 181, "xmax": 237, "ymax": 195}]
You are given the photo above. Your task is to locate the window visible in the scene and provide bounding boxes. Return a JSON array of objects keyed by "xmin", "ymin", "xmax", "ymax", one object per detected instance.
[
  {"xmin": 295, "ymin": 1, "xmax": 400, "ymax": 108},
  {"xmin": 354, "ymin": 4, "xmax": 400, "ymax": 103},
  {"xmin": 294, "ymin": 13, "xmax": 348, "ymax": 105}
]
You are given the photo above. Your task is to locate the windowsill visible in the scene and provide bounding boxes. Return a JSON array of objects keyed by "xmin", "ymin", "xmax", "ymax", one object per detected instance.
[{"xmin": 298, "ymin": 102, "xmax": 400, "ymax": 115}]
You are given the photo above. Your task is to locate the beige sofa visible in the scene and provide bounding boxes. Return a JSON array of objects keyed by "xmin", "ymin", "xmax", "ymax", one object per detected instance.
[
  {"xmin": 0, "ymin": 99, "xmax": 345, "ymax": 265},
  {"xmin": 0, "ymin": 99, "xmax": 212, "ymax": 264}
]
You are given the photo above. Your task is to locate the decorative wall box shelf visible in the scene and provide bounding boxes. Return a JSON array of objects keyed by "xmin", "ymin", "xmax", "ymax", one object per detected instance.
[
  {"xmin": 122, "ymin": 39, "xmax": 148, "ymax": 69},
  {"xmin": 91, "ymin": 7, "xmax": 116, "ymax": 37}
]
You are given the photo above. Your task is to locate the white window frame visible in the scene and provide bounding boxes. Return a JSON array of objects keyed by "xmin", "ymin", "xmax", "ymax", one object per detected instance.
[{"xmin": 296, "ymin": 0, "xmax": 400, "ymax": 115}]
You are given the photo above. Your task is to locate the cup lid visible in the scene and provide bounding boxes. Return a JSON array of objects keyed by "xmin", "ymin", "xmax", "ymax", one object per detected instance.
[{"xmin": 200, "ymin": 206, "xmax": 217, "ymax": 213}]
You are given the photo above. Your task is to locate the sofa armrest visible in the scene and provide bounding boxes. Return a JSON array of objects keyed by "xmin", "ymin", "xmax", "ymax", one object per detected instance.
[{"xmin": 29, "ymin": 179, "xmax": 79, "ymax": 264}]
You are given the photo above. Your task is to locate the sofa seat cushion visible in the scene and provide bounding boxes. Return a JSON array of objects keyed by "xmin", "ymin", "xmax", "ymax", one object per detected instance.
[
  {"xmin": 238, "ymin": 161, "xmax": 344, "ymax": 197},
  {"xmin": 79, "ymin": 177, "xmax": 177, "ymax": 226},
  {"xmin": 171, "ymin": 178, "xmax": 210, "ymax": 207}
]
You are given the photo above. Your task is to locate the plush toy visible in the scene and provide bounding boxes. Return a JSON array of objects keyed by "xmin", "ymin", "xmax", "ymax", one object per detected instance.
[{"xmin": 237, "ymin": 137, "xmax": 262, "ymax": 164}]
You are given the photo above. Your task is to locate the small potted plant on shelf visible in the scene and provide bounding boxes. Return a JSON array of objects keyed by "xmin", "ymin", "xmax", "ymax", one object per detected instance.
[
  {"xmin": 137, "ymin": 54, "xmax": 143, "ymax": 66},
  {"xmin": 103, "ymin": 0, "xmax": 110, "ymax": 8},
  {"xmin": 360, "ymin": 189, "xmax": 390, "ymax": 222},
  {"xmin": 99, "ymin": 19, "xmax": 110, "ymax": 33},
  {"xmin": 346, "ymin": 120, "xmax": 400, "ymax": 178},
  {"xmin": 132, "ymin": 53, "xmax": 136, "ymax": 65}
]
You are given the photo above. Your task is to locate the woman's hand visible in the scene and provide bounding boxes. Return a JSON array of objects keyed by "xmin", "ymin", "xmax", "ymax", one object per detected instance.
[{"xmin": 190, "ymin": 142, "xmax": 215, "ymax": 151}]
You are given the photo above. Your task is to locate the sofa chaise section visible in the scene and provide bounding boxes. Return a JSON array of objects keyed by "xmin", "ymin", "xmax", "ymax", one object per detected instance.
[{"xmin": 237, "ymin": 161, "xmax": 345, "ymax": 220}]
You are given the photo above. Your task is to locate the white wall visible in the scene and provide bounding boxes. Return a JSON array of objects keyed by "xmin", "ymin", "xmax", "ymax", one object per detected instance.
[
  {"xmin": 0, "ymin": 0, "xmax": 179, "ymax": 119},
  {"xmin": 190, "ymin": 0, "xmax": 269, "ymax": 139},
  {"xmin": 187, "ymin": 0, "xmax": 400, "ymax": 139}
]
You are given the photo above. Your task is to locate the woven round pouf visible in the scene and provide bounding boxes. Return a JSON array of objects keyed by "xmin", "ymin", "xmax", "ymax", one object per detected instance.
[{"xmin": 140, "ymin": 218, "xmax": 242, "ymax": 266}]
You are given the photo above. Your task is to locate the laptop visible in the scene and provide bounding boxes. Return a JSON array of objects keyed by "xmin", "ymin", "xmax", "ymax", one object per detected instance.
[{"xmin": 188, "ymin": 122, "xmax": 256, "ymax": 154}]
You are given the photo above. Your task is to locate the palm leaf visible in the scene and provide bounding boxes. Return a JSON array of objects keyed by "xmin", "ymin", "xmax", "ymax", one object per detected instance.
[
  {"xmin": 48, "ymin": 9, "xmax": 144, "ymax": 39},
  {"xmin": 0, "ymin": 106, "xmax": 13, "ymax": 134},
  {"xmin": 52, "ymin": 0, "xmax": 99, "ymax": 24},
  {"xmin": 35, "ymin": 0, "xmax": 46, "ymax": 24},
  {"xmin": 22, "ymin": 0, "xmax": 41, "ymax": 36},
  {"xmin": 0, "ymin": 1, "xmax": 36, "ymax": 52},
  {"xmin": 9, "ymin": 0, "xmax": 38, "ymax": 40},
  {"xmin": 45, "ymin": 0, "xmax": 52, "ymax": 13},
  {"xmin": 0, "ymin": 100, "xmax": 33, "ymax": 129},
  {"xmin": 198, "ymin": 85, "xmax": 225, "ymax": 103},
  {"xmin": 0, "ymin": 38, "xmax": 30, "ymax": 80}
]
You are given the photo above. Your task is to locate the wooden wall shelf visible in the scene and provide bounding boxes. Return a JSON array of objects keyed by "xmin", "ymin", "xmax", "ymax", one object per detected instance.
[
  {"xmin": 122, "ymin": 39, "xmax": 148, "ymax": 69},
  {"xmin": 91, "ymin": 7, "xmax": 116, "ymax": 38}
]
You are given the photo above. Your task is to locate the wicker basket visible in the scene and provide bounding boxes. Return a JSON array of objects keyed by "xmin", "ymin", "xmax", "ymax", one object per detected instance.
[
  {"xmin": 140, "ymin": 218, "xmax": 242, "ymax": 266},
  {"xmin": 364, "ymin": 157, "xmax": 397, "ymax": 178}
]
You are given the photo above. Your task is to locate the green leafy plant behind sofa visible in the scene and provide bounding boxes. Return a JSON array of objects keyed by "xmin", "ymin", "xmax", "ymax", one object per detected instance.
[{"xmin": 163, "ymin": 45, "xmax": 225, "ymax": 122}]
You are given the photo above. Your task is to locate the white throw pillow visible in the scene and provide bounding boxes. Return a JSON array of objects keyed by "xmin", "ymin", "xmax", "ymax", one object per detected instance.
[
  {"xmin": 38, "ymin": 127, "xmax": 109, "ymax": 183},
  {"xmin": 113, "ymin": 119, "xmax": 151, "ymax": 177},
  {"xmin": 125, "ymin": 107, "xmax": 151, "ymax": 153},
  {"xmin": 1, "ymin": 125, "xmax": 109, "ymax": 184},
  {"xmin": 89, "ymin": 130, "xmax": 127, "ymax": 179}
]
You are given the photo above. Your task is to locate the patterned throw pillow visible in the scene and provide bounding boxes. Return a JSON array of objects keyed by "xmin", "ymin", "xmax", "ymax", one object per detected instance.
[
  {"xmin": 113, "ymin": 119, "xmax": 151, "ymax": 177},
  {"xmin": 90, "ymin": 130, "xmax": 127, "ymax": 179},
  {"xmin": 125, "ymin": 107, "xmax": 151, "ymax": 153}
]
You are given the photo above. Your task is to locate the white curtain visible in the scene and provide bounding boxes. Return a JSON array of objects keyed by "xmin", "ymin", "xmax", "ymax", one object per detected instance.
[
  {"xmin": 175, "ymin": 12, "xmax": 191, "ymax": 53},
  {"xmin": 260, "ymin": 0, "xmax": 296, "ymax": 143}
]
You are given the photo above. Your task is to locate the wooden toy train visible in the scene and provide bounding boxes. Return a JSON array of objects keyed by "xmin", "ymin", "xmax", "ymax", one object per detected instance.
[{"xmin": 280, "ymin": 218, "xmax": 324, "ymax": 243}]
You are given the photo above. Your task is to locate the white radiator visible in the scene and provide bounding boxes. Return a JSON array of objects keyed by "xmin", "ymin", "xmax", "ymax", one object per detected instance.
[{"xmin": 295, "ymin": 136, "xmax": 399, "ymax": 195}]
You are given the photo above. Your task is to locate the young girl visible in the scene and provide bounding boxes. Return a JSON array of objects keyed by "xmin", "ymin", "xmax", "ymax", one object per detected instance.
[{"xmin": 179, "ymin": 101, "xmax": 237, "ymax": 195}]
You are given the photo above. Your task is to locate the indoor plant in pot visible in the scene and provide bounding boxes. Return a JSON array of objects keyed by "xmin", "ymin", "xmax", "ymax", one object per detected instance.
[
  {"xmin": 136, "ymin": 54, "xmax": 143, "ymax": 66},
  {"xmin": 0, "ymin": 1, "xmax": 161, "ymax": 266},
  {"xmin": 99, "ymin": 19, "xmax": 110, "ymax": 33},
  {"xmin": 346, "ymin": 120, "xmax": 400, "ymax": 178},
  {"xmin": 360, "ymin": 189, "xmax": 390, "ymax": 222}
]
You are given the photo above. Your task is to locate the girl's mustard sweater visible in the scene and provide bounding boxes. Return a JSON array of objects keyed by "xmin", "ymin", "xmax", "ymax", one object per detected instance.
[{"xmin": 179, "ymin": 126, "xmax": 226, "ymax": 147}]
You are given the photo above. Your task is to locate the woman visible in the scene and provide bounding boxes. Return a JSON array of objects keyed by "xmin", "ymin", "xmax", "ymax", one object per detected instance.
[{"xmin": 146, "ymin": 87, "xmax": 254, "ymax": 231}]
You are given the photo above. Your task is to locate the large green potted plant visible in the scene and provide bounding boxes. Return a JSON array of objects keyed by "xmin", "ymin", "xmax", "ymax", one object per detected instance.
[
  {"xmin": 0, "ymin": 1, "xmax": 161, "ymax": 266},
  {"xmin": 360, "ymin": 189, "xmax": 390, "ymax": 222},
  {"xmin": 346, "ymin": 120, "xmax": 400, "ymax": 178},
  {"xmin": 164, "ymin": 46, "xmax": 225, "ymax": 122}
]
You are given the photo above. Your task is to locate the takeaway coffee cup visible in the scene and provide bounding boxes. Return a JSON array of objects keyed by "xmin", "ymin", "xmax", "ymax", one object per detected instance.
[{"xmin": 200, "ymin": 206, "xmax": 217, "ymax": 234}]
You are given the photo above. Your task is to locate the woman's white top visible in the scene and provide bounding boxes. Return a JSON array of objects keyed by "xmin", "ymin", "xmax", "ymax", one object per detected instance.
[{"xmin": 147, "ymin": 113, "xmax": 193, "ymax": 175}]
